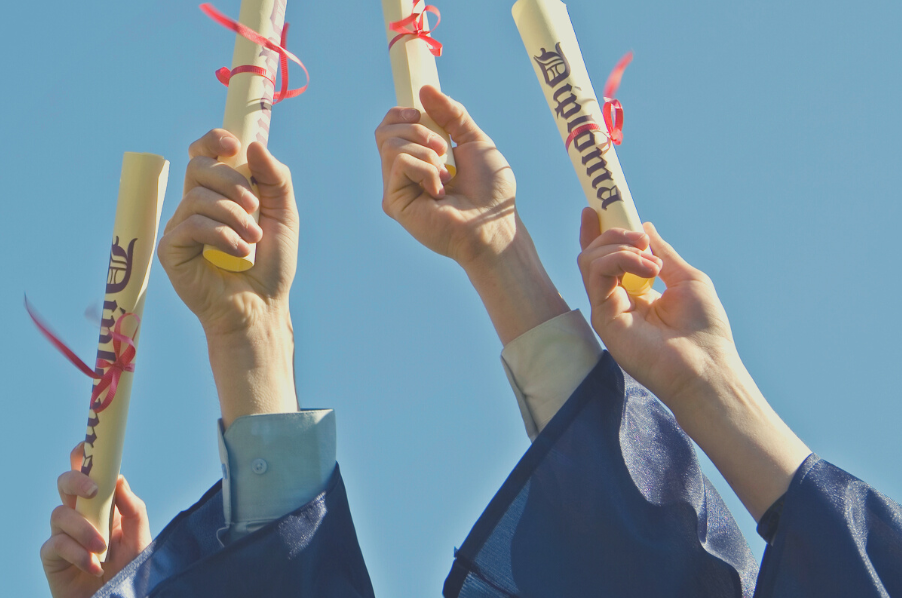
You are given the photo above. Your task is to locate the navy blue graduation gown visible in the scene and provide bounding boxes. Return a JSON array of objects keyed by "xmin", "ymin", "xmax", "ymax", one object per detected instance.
[
  {"xmin": 95, "ymin": 465, "xmax": 374, "ymax": 598},
  {"xmin": 443, "ymin": 352, "xmax": 902, "ymax": 597},
  {"xmin": 95, "ymin": 351, "xmax": 901, "ymax": 597}
]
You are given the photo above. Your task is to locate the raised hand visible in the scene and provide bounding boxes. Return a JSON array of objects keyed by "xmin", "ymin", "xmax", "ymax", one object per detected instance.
[
  {"xmin": 577, "ymin": 209, "xmax": 810, "ymax": 520},
  {"xmin": 376, "ymin": 86, "xmax": 568, "ymax": 344},
  {"xmin": 376, "ymin": 85, "xmax": 518, "ymax": 270},
  {"xmin": 576, "ymin": 209, "xmax": 734, "ymax": 412},
  {"xmin": 158, "ymin": 131, "xmax": 299, "ymax": 426},
  {"xmin": 41, "ymin": 443, "xmax": 150, "ymax": 598},
  {"xmin": 158, "ymin": 130, "xmax": 298, "ymax": 339}
]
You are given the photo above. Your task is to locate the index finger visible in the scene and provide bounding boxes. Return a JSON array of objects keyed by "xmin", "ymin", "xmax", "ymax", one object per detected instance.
[
  {"xmin": 188, "ymin": 129, "xmax": 241, "ymax": 160},
  {"xmin": 376, "ymin": 107, "xmax": 423, "ymax": 135},
  {"xmin": 58, "ymin": 471, "xmax": 98, "ymax": 509}
]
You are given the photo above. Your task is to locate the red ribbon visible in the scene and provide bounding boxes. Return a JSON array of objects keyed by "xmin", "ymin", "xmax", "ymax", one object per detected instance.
[
  {"xmin": 200, "ymin": 3, "xmax": 309, "ymax": 104},
  {"xmin": 26, "ymin": 297, "xmax": 139, "ymax": 414},
  {"xmin": 565, "ymin": 51, "xmax": 632, "ymax": 151},
  {"xmin": 388, "ymin": 1, "xmax": 443, "ymax": 57}
]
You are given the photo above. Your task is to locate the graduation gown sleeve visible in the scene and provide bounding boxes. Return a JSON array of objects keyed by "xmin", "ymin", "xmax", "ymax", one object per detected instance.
[
  {"xmin": 444, "ymin": 352, "xmax": 760, "ymax": 598},
  {"xmin": 93, "ymin": 465, "xmax": 374, "ymax": 598},
  {"xmin": 753, "ymin": 454, "xmax": 902, "ymax": 597}
]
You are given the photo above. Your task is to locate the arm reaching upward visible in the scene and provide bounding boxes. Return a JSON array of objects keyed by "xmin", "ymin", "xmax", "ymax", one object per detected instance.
[{"xmin": 577, "ymin": 210, "xmax": 810, "ymax": 521}]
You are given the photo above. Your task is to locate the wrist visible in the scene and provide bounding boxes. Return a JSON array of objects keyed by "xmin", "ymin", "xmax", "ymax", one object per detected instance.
[
  {"xmin": 462, "ymin": 226, "xmax": 569, "ymax": 345},
  {"xmin": 671, "ymin": 352, "xmax": 810, "ymax": 521},
  {"xmin": 452, "ymin": 210, "xmax": 521, "ymax": 273},
  {"xmin": 206, "ymin": 309, "xmax": 298, "ymax": 428}
]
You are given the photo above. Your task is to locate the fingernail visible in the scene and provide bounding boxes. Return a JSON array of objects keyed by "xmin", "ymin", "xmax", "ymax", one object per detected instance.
[
  {"xmin": 85, "ymin": 481, "xmax": 99, "ymax": 498},
  {"xmin": 220, "ymin": 136, "xmax": 239, "ymax": 152},
  {"xmin": 439, "ymin": 168, "xmax": 452, "ymax": 182},
  {"xmin": 402, "ymin": 108, "xmax": 420, "ymax": 121},
  {"xmin": 92, "ymin": 535, "xmax": 107, "ymax": 553},
  {"xmin": 436, "ymin": 187, "xmax": 446, "ymax": 198}
]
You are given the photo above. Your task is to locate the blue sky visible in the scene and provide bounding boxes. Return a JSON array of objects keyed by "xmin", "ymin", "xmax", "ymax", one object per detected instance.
[{"xmin": 4, "ymin": 0, "xmax": 901, "ymax": 595}]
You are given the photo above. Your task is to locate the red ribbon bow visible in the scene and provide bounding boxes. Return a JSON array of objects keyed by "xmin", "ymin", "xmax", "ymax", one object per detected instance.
[
  {"xmin": 600, "ymin": 51, "xmax": 632, "ymax": 147},
  {"xmin": 564, "ymin": 51, "xmax": 633, "ymax": 152},
  {"xmin": 200, "ymin": 3, "xmax": 309, "ymax": 104},
  {"xmin": 388, "ymin": 1, "xmax": 443, "ymax": 57},
  {"xmin": 26, "ymin": 297, "xmax": 139, "ymax": 414}
]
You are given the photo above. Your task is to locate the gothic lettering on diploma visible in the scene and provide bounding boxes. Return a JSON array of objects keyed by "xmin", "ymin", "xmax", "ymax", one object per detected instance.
[
  {"xmin": 83, "ymin": 239, "xmax": 133, "ymax": 473},
  {"xmin": 106, "ymin": 237, "xmax": 137, "ymax": 294},
  {"xmin": 533, "ymin": 44, "xmax": 622, "ymax": 209}
]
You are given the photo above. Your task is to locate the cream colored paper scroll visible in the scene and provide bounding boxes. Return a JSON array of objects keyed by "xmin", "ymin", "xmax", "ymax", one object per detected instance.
[
  {"xmin": 204, "ymin": 0, "xmax": 287, "ymax": 272},
  {"xmin": 76, "ymin": 153, "xmax": 168, "ymax": 561},
  {"xmin": 381, "ymin": 0, "xmax": 456, "ymax": 177},
  {"xmin": 513, "ymin": 0, "xmax": 652, "ymax": 295}
]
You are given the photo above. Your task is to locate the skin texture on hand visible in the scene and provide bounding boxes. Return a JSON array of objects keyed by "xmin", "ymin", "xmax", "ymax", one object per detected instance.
[
  {"xmin": 578, "ymin": 209, "xmax": 810, "ymax": 520},
  {"xmin": 376, "ymin": 86, "xmax": 569, "ymax": 345},
  {"xmin": 41, "ymin": 443, "xmax": 151, "ymax": 598},
  {"xmin": 158, "ymin": 131, "xmax": 299, "ymax": 428}
]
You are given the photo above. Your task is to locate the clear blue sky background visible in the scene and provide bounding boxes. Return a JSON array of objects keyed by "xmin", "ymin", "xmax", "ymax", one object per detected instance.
[{"xmin": 4, "ymin": 0, "xmax": 901, "ymax": 595}]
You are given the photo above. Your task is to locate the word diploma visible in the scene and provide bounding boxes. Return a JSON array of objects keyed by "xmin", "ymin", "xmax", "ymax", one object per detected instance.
[{"xmin": 513, "ymin": 0, "xmax": 653, "ymax": 295}]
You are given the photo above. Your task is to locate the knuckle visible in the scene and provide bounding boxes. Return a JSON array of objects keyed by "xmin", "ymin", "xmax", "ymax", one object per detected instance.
[
  {"xmin": 424, "ymin": 148, "xmax": 441, "ymax": 166},
  {"xmin": 386, "ymin": 137, "xmax": 406, "ymax": 153},
  {"xmin": 183, "ymin": 186, "xmax": 205, "ymax": 204},
  {"xmin": 412, "ymin": 124, "xmax": 433, "ymax": 145},
  {"xmin": 39, "ymin": 538, "xmax": 53, "ymax": 562},
  {"xmin": 50, "ymin": 505, "xmax": 67, "ymax": 526}
]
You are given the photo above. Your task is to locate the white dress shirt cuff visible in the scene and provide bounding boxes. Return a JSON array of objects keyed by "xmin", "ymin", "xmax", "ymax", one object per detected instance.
[
  {"xmin": 501, "ymin": 310, "xmax": 602, "ymax": 441},
  {"xmin": 217, "ymin": 410, "xmax": 336, "ymax": 541}
]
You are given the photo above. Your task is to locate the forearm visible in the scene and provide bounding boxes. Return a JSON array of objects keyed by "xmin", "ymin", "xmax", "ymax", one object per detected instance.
[
  {"xmin": 671, "ymin": 352, "xmax": 811, "ymax": 522},
  {"xmin": 206, "ymin": 309, "xmax": 299, "ymax": 429},
  {"xmin": 462, "ymin": 217, "xmax": 570, "ymax": 346}
]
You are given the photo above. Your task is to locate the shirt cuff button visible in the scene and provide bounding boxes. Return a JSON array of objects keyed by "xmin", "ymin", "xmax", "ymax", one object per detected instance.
[{"xmin": 251, "ymin": 458, "xmax": 268, "ymax": 475}]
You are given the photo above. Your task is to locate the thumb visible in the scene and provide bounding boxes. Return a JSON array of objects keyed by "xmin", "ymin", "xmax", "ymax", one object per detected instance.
[
  {"xmin": 579, "ymin": 207, "xmax": 601, "ymax": 251},
  {"xmin": 114, "ymin": 476, "xmax": 150, "ymax": 546},
  {"xmin": 419, "ymin": 85, "xmax": 490, "ymax": 145},
  {"xmin": 645, "ymin": 222, "xmax": 702, "ymax": 286},
  {"xmin": 247, "ymin": 142, "xmax": 296, "ymax": 212}
]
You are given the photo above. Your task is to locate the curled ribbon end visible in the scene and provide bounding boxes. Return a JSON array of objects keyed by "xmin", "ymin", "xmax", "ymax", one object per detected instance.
[
  {"xmin": 202, "ymin": 3, "xmax": 310, "ymax": 102},
  {"xmin": 215, "ymin": 67, "xmax": 231, "ymax": 86},
  {"xmin": 26, "ymin": 298, "xmax": 141, "ymax": 414}
]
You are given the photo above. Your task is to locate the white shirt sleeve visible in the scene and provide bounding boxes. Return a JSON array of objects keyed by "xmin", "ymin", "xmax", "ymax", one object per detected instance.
[
  {"xmin": 216, "ymin": 409, "xmax": 336, "ymax": 542},
  {"xmin": 501, "ymin": 310, "xmax": 602, "ymax": 441}
]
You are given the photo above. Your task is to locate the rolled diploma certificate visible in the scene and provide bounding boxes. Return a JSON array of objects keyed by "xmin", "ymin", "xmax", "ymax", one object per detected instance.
[
  {"xmin": 381, "ymin": 0, "xmax": 456, "ymax": 177},
  {"xmin": 77, "ymin": 153, "xmax": 169, "ymax": 561},
  {"xmin": 512, "ymin": 0, "xmax": 652, "ymax": 295},
  {"xmin": 203, "ymin": 0, "xmax": 286, "ymax": 272}
]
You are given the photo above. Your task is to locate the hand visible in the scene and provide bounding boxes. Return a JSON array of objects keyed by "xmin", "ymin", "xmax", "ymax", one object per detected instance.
[
  {"xmin": 158, "ymin": 130, "xmax": 298, "ymax": 339},
  {"xmin": 376, "ymin": 86, "xmax": 518, "ymax": 270},
  {"xmin": 578, "ymin": 210, "xmax": 810, "ymax": 520},
  {"xmin": 158, "ymin": 131, "xmax": 299, "ymax": 426},
  {"xmin": 41, "ymin": 443, "xmax": 150, "ymax": 598},
  {"xmin": 376, "ymin": 87, "xmax": 569, "ymax": 344},
  {"xmin": 577, "ymin": 210, "xmax": 733, "ymax": 415}
]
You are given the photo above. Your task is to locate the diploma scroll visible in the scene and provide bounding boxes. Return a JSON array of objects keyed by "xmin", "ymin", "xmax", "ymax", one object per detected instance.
[
  {"xmin": 77, "ymin": 153, "xmax": 169, "ymax": 561},
  {"xmin": 513, "ymin": 0, "xmax": 653, "ymax": 295},
  {"xmin": 381, "ymin": 0, "xmax": 456, "ymax": 177},
  {"xmin": 203, "ymin": 0, "xmax": 287, "ymax": 272}
]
